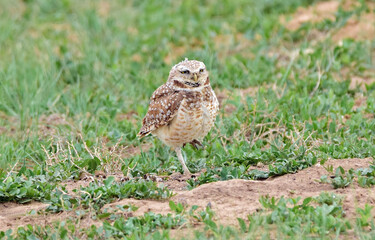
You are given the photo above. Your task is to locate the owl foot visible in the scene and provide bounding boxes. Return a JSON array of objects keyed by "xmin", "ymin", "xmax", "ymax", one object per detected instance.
[{"xmin": 183, "ymin": 139, "xmax": 203, "ymax": 150}]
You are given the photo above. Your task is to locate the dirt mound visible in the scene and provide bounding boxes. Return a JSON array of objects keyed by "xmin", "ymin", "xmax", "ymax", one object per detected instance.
[
  {"xmin": 1, "ymin": 158, "xmax": 374, "ymax": 231},
  {"xmin": 0, "ymin": 202, "xmax": 49, "ymax": 231},
  {"xmin": 107, "ymin": 158, "xmax": 375, "ymax": 225}
]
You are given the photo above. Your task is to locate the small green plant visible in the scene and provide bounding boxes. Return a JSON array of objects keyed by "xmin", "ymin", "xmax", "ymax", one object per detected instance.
[
  {"xmin": 169, "ymin": 200, "xmax": 185, "ymax": 215},
  {"xmin": 320, "ymin": 166, "xmax": 355, "ymax": 189},
  {"xmin": 314, "ymin": 192, "xmax": 343, "ymax": 206},
  {"xmin": 331, "ymin": 167, "xmax": 355, "ymax": 189},
  {"xmin": 1, "ymin": 201, "xmax": 191, "ymax": 239},
  {"xmin": 323, "ymin": 164, "xmax": 334, "ymax": 173},
  {"xmin": 356, "ymin": 165, "xmax": 375, "ymax": 188},
  {"xmin": 356, "ymin": 204, "xmax": 374, "ymax": 228},
  {"xmin": 1, "ymin": 212, "xmax": 183, "ymax": 240},
  {"xmin": 47, "ymin": 176, "xmax": 173, "ymax": 212},
  {"xmin": 243, "ymin": 193, "xmax": 350, "ymax": 238},
  {"xmin": 320, "ymin": 165, "xmax": 375, "ymax": 189},
  {"xmin": 0, "ymin": 174, "xmax": 58, "ymax": 203}
]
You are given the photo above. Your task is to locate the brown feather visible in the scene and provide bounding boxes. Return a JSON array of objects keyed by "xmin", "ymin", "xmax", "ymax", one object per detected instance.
[{"xmin": 138, "ymin": 83, "xmax": 183, "ymax": 138}]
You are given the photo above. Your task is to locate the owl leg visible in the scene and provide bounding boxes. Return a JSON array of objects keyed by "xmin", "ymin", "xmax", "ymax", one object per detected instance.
[{"xmin": 175, "ymin": 147, "xmax": 191, "ymax": 175}]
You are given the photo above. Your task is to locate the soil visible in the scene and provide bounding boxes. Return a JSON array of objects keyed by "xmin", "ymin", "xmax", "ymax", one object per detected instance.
[
  {"xmin": 213, "ymin": 33, "xmax": 254, "ymax": 59},
  {"xmin": 110, "ymin": 158, "xmax": 374, "ymax": 226},
  {"xmin": 279, "ymin": 0, "xmax": 375, "ymax": 93},
  {"xmin": 215, "ymin": 84, "xmax": 274, "ymax": 116},
  {"xmin": 281, "ymin": 0, "xmax": 375, "ymax": 42},
  {"xmin": 1, "ymin": 158, "xmax": 374, "ymax": 232},
  {"xmin": 281, "ymin": 0, "xmax": 339, "ymax": 31},
  {"xmin": 332, "ymin": 10, "xmax": 375, "ymax": 42}
]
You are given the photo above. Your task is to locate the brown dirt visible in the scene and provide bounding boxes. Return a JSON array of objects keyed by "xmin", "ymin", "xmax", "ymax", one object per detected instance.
[
  {"xmin": 349, "ymin": 74, "xmax": 375, "ymax": 90},
  {"xmin": 333, "ymin": 68, "xmax": 375, "ymax": 91},
  {"xmin": 332, "ymin": 9, "xmax": 375, "ymax": 42},
  {"xmin": 0, "ymin": 202, "xmax": 49, "ymax": 231},
  {"xmin": 213, "ymin": 33, "xmax": 254, "ymax": 59},
  {"xmin": 353, "ymin": 94, "xmax": 367, "ymax": 111},
  {"xmin": 131, "ymin": 54, "xmax": 142, "ymax": 62},
  {"xmin": 0, "ymin": 0, "xmax": 26, "ymax": 19},
  {"xmin": 281, "ymin": 0, "xmax": 340, "ymax": 31},
  {"xmin": 115, "ymin": 111, "xmax": 139, "ymax": 125},
  {"xmin": 281, "ymin": 0, "xmax": 375, "ymax": 42},
  {"xmin": 38, "ymin": 113, "xmax": 73, "ymax": 138},
  {"xmin": 0, "ymin": 112, "xmax": 17, "ymax": 135},
  {"xmin": 1, "ymin": 158, "xmax": 374, "ymax": 232},
  {"xmin": 164, "ymin": 39, "xmax": 203, "ymax": 65},
  {"xmin": 164, "ymin": 44, "xmax": 187, "ymax": 65},
  {"xmin": 97, "ymin": 1, "xmax": 110, "ymax": 17},
  {"xmin": 109, "ymin": 158, "xmax": 374, "ymax": 226},
  {"xmin": 0, "ymin": 201, "xmax": 101, "ymax": 232},
  {"xmin": 215, "ymin": 84, "xmax": 274, "ymax": 116},
  {"xmin": 278, "ymin": 0, "xmax": 375, "ymax": 92},
  {"xmin": 0, "ymin": 113, "xmax": 74, "ymax": 138}
]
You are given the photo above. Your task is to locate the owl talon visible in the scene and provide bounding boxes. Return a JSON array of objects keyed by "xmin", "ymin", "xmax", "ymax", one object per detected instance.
[
  {"xmin": 191, "ymin": 139, "xmax": 203, "ymax": 149},
  {"xmin": 183, "ymin": 139, "xmax": 203, "ymax": 150}
]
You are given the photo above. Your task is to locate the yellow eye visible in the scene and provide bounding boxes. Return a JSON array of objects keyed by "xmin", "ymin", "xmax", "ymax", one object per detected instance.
[
  {"xmin": 181, "ymin": 70, "xmax": 190, "ymax": 74},
  {"xmin": 199, "ymin": 69, "xmax": 204, "ymax": 73}
]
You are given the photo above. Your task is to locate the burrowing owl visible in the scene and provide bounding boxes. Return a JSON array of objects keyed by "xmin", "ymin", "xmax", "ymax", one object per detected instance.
[{"xmin": 138, "ymin": 59, "xmax": 219, "ymax": 175}]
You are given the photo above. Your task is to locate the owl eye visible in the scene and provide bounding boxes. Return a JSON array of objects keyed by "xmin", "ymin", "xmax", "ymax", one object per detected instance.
[
  {"xmin": 181, "ymin": 70, "xmax": 190, "ymax": 74},
  {"xmin": 199, "ymin": 69, "xmax": 204, "ymax": 73}
]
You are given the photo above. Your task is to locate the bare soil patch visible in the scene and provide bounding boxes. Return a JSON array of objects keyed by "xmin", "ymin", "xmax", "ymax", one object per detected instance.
[
  {"xmin": 215, "ymin": 84, "xmax": 274, "ymax": 116},
  {"xmin": 334, "ymin": 68, "xmax": 375, "ymax": 91},
  {"xmin": 97, "ymin": 1, "xmax": 110, "ymax": 17},
  {"xmin": 1, "ymin": 158, "xmax": 374, "ymax": 232},
  {"xmin": 0, "ymin": 201, "xmax": 101, "ymax": 232},
  {"xmin": 332, "ymin": 12, "xmax": 375, "ymax": 42},
  {"xmin": 0, "ymin": 0, "xmax": 26, "ymax": 18},
  {"xmin": 281, "ymin": 0, "xmax": 339, "ymax": 31},
  {"xmin": 349, "ymin": 74, "xmax": 375, "ymax": 90},
  {"xmin": 213, "ymin": 33, "xmax": 254, "ymax": 59},
  {"xmin": 38, "ymin": 113, "xmax": 73, "ymax": 138},
  {"xmin": 0, "ymin": 113, "xmax": 74, "ymax": 138},
  {"xmin": 115, "ymin": 111, "xmax": 139, "ymax": 125},
  {"xmin": 164, "ymin": 39, "xmax": 203, "ymax": 65},
  {"xmin": 281, "ymin": 0, "xmax": 375, "ymax": 42},
  {"xmin": 353, "ymin": 94, "xmax": 367, "ymax": 111},
  {"xmin": 0, "ymin": 202, "xmax": 49, "ymax": 231}
]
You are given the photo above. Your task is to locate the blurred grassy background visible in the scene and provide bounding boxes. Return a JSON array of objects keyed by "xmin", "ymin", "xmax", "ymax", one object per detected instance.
[{"xmin": 0, "ymin": 0, "xmax": 374, "ymax": 175}]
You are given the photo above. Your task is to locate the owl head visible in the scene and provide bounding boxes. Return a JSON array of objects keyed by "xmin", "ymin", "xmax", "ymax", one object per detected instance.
[{"xmin": 168, "ymin": 58, "xmax": 209, "ymax": 89}]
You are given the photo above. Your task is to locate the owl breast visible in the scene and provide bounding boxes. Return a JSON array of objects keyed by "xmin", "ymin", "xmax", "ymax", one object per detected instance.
[{"xmin": 153, "ymin": 87, "xmax": 219, "ymax": 149}]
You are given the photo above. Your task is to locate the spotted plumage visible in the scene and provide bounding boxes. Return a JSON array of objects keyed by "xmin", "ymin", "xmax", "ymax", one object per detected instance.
[{"xmin": 138, "ymin": 59, "xmax": 219, "ymax": 174}]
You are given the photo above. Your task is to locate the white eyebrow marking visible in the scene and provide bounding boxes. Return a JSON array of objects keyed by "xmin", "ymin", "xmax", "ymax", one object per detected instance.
[{"xmin": 177, "ymin": 66, "xmax": 189, "ymax": 71}]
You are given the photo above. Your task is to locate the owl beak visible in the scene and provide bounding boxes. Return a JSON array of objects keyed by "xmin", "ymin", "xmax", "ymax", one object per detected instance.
[{"xmin": 193, "ymin": 73, "xmax": 198, "ymax": 82}]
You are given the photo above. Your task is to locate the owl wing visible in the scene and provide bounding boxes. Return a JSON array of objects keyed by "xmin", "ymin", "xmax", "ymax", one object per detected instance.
[{"xmin": 138, "ymin": 84, "xmax": 183, "ymax": 138}]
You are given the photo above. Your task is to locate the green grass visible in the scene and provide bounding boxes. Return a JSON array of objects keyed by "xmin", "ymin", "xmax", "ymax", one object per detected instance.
[
  {"xmin": 1, "ymin": 0, "xmax": 373, "ymax": 172},
  {"xmin": 0, "ymin": 0, "xmax": 375, "ymax": 238}
]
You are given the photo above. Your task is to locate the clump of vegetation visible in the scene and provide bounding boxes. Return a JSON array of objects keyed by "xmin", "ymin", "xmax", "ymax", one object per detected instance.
[
  {"xmin": 320, "ymin": 164, "xmax": 375, "ymax": 189},
  {"xmin": 0, "ymin": 201, "xmax": 216, "ymax": 239},
  {"xmin": 0, "ymin": 168, "xmax": 172, "ymax": 213}
]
